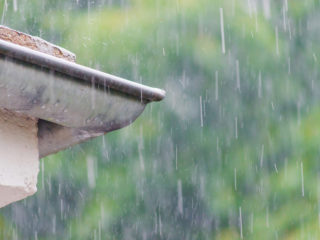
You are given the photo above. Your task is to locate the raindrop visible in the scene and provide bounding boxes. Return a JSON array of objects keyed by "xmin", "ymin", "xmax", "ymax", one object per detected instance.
[
  {"xmin": 138, "ymin": 126, "xmax": 145, "ymax": 171},
  {"xmin": 86, "ymin": 155, "xmax": 96, "ymax": 189},
  {"xmin": 235, "ymin": 117, "xmax": 238, "ymax": 139},
  {"xmin": 260, "ymin": 144, "xmax": 264, "ymax": 168},
  {"xmin": 275, "ymin": 26, "xmax": 279, "ymax": 55},
  {"xmin": 266, "ymin": 207, "xmax": 269, "ymax": 228},
  {"xmin": 13, "ymin": 0, "xmax": 17, "ymax": 12},
  {"xmin": 239, "ymin": 207, "xmax": 243, "ymax": 239},
  {"xmin": 258, "ymin": 71, "xmax": 262, "ymax": 98},
  {"xmin": 220, "ymin": 8, "xmax": 226, "ymax": 54},
  {"xmin": 288, "ymin": 57, "xmax": 291, "ymax": 74},
  {"xmin": 234, "ymin": 168, "xmax": 237, "ymax": 191},
  {"xmin": 98, "ymin": 220, "xmax": 102, "ymax": 240},
  {"xmin": 52, "ymin": 215, "xmax": 56, "ymax": 234},
  {"xmin": 175, "ymin": 145, "xmax": 178, "ymax": 170},
  {"xmin": 247, "ymin": 0, "xmax": 252, "ymax": 18},
  {"xmin": 236, "ymin": 60, "xmax": 241, "ymax": 91},
  {"xmin": 159, "ymin": 212, "xmax": 162, "ymax": 237},
  {"xmin": 200, "ymin": 176, "xmax": 205, "ymax": 198},
  {"xmin": 216, "ymin": 137, "xmax": 220, "ymax": 153},
  {"xmin": 60, "ymin": 199, "xmax": 64, "ymax": 220},
  {"xmin": 282, "ymin": 3, "xmax": 287, "ymax": 31},
  {"xmin": 215, "ymin": 71, "xmax": 219, "ymax": 101},
  {"xmin": 177, "ymin": 179, "xmax": 183, "ymax": 215},
  {"xmin": 1, "ymin": 0, "xmax": 8, "ymax": 24},
  {"xmin": 313, "ymin": 53, "xmax": 317, "ymax": 62},
  {"xmin": 297, "ymin": 101, "xmax": 301, "ymax": 126},
  {"xmin": 262, "ymin": 0, "xmax": 271, "ymax": 19},
  {"xmin": 200, "ymin": 96, "xmax": 203, "ymax": 127},
  {"xmin": 301, "ymin": 161, "xmax": 304, "ymax": 197},
  {"xmin": 284, "ymin": 0, "xmax": 288, "ymax": 11}
]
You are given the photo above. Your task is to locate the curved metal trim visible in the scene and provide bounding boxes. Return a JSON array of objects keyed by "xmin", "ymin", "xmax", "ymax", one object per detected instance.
[{"xmin": 0, "ymin": 39, "xmax": 166, "ymax": 102}]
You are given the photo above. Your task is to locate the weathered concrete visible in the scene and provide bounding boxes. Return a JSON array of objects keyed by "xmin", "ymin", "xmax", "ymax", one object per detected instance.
[
  {"xmin": 0, "ymin": 109, "xmax": 38, "ymax": 208},
  {"xmin": 0, "ymin": 25, "xmax": 76, "ymax": 62},
  {"xmin": 0, "ymin": 25, "xmax": 76, "ymax": 207}
]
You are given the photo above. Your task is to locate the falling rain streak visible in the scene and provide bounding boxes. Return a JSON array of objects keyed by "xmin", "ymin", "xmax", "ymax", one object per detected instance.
[
  {"xmin": 263, "ymin": 0, "xmax": 271, "ymax": 19},
  {"xmin": 234, "ymin": 168, "xmax": 237, "ymax": 191},
  {"xmin": 236, "ymin": 60, "xmax": 241, "ymax": 91},
  {"xmin": 13, "ymin": 0, "xmax": 17, "ymax": 12},
  {"xmin": 266, "ymin": 207, "xmax": 269, "ymax": 228},
  {"xmin": 258, "ymin": 71, "xmax": 262, "ymax": 98},
  {"xmin": 239, "ymin": 207, "xmax": 243, "ymax": 239},
  {"xmin": 235, "ymin": 117, "xmax": 238, "ymax": 139},
  {"xmin": 1, "ymin": 0, "xmax": 8, "ymax": 24},
  {"xmin": 220, "ymin": 8, "xmax": 226, "ymax": 54},
  {"xmin": 177, "ymin": 180, "xmax": 183, "ymax": 215},
  {"xmin": 282, "ymin": 3, "xmax": 287, "ymax": 31},
  {"xmin": 175, "ymin": 145, "xmax": 178, "ymax": 170},
  {"xmin": 247, "ymin": 0, "xmax": 252, "ymax": 18},
  {"xmin": 86, "ymin": 156, "xmax": 96, "ymax": 189},
  {"xmin": 288, "ymin": 57, "xmax": 291, "ymax": 74},
  {"xmin": 2, "ymin": 1, "xmax": 319, "ymax": 239},
  {"xmin": 139, "ymin": 126, "xmax": 145, "ymax": 171},
  {"xmin": 260, "ymin": 145, "xmax": 264, "ymax": 168},
  {"xmin": 301, "ymin": 162, "xmax": 304, "ymax": 197},
  {"xmin": 215, "ymin": 71, "xmax": 219, "ymax": 100},
  {"xmin": 200, "ymin": 96, "xmax": 203, "ymax": 127}
]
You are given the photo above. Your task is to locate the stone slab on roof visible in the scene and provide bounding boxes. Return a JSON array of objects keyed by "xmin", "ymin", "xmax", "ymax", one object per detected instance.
[{"xmin": 0, "ymin": 25, "xmax": 76, "ymax": 62}]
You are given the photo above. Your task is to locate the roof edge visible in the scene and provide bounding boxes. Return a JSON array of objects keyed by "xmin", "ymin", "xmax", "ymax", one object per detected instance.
[{"xmin": 0, "ymin": 39, "xmax": 166, "ymax": 102}]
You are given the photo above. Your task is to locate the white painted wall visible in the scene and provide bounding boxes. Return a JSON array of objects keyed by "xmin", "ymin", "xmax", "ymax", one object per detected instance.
[
  {"xmin": 0, "ymin": 109, "xmax": 39, "ymax": 208},
  {"xmin": 0, "ymin": 26, "xmax": 75, "ymax": 208}
]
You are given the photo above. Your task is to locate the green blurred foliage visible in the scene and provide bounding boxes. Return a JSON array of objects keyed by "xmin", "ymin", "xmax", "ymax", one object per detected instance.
[{"xmin": 1, "ymin": 0, "xmax": 320, "ymax": 239}]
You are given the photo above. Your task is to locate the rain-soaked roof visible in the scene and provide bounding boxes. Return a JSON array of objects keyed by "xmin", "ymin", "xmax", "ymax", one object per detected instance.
[
  {"xmin": 0, "ymin": 39, "xmax": 165, "ymax": 102},
  {"xmin": 0, "ymin": 39, "xmax": 165, "ymax": 157}
]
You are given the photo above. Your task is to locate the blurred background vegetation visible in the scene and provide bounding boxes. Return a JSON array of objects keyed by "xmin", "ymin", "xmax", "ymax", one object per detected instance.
[{"xmin": 1, "ymin": 0, "xmax": 320, "ymax": 239}]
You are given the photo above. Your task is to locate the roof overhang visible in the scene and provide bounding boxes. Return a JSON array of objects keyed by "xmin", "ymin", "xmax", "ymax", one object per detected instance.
[{"xmin": 0, "ymin": 39, "xmax": 165, "ymax": 158}]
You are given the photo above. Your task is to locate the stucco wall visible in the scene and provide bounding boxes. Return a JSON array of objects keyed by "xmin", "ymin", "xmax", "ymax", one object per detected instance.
[{"xmin": 0, "ymin": 109, "xmax": 38, "ymax": 208}]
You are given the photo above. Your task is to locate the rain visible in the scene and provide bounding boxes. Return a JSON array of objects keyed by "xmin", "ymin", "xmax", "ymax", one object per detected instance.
[{"xmin": 0, "ymin": 0, "xmax": 320, "ymax": 239}]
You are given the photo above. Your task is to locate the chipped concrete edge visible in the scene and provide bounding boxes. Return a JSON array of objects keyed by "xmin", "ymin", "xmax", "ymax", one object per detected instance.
[{"xmin": 0, "ymin": 25, "xmax": 76, "ymax": 62}]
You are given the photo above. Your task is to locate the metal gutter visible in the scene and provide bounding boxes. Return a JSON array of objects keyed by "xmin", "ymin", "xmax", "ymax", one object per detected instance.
[{"xmin": 0, "ymin": 39, "xmax": 165, "ymax": 102}]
